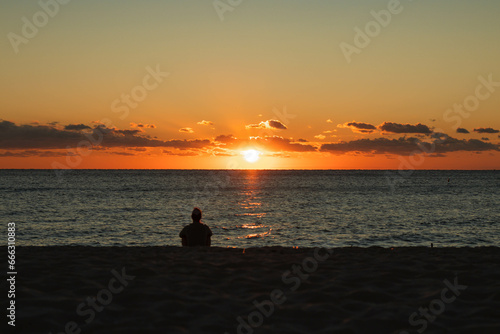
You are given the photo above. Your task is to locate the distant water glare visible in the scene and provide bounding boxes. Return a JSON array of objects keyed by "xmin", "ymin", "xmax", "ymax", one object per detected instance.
[{"xmin": 1, "ymin": 170, "xmax": 499, "ymax": 247}]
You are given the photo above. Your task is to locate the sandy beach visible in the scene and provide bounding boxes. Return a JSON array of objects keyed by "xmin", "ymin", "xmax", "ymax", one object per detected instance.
[{"xmin": 7, "ymin": 246, "xmax": 500, "ymax": 333}]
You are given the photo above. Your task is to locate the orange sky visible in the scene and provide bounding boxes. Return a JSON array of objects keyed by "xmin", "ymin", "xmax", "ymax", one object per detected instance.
[{"xmin": 1, "ymin": 1, "xmax": 499, "ymax": 169}]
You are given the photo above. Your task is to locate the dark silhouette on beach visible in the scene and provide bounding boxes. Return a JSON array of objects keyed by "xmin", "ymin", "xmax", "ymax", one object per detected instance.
[{"xmin": 179, "ymin": 208, "xmax": 213, "ymax": 247}]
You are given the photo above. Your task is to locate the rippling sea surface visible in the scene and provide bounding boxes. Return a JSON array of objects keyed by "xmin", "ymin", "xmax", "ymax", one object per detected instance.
[{"xmin": 1, "ymin": 170, "xmax": 499, "ymax": 247}]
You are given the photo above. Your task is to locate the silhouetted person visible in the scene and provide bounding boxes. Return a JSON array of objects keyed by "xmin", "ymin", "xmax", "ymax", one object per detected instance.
[{"xmin": 179, "ymin": 208, "xmax": 212, "ymax": 247}]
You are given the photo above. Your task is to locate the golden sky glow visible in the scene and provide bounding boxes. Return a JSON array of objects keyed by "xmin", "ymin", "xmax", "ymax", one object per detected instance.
[{"xmin": 1, "ymin": 0, "xmax": 499, "ymax": 169}]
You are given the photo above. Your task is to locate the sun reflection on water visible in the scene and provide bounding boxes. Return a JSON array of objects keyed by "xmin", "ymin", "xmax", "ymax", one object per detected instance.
[{"xmin": 230, "ymin": 171, "xmax": 273, "ymax": 240}]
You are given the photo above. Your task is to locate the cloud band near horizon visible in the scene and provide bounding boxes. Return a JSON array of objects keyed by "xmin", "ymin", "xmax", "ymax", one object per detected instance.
[{"xmin": 1, "ymin": 120, "xmax": 498, "ymax": 158}]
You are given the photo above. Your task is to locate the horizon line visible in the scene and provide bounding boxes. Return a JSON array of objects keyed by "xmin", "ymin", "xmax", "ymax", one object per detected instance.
[{"xmin": 1, "ymin": 168, "xmax": 498, "ymax": 171}]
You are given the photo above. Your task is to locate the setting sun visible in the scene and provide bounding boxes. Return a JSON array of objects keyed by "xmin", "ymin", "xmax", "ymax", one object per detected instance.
[{"xmin": 242, "ymin": 149, "xmax": 261, "ymax": 163}]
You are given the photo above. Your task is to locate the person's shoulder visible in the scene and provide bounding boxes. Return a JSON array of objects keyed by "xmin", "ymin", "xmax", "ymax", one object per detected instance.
[
  {"xmin": 179, "ymin": 224, "xmax": 191, "ymax": 236},
  {"xmin": 203, "ymin": 223, "xmax": 213, "ymax": 236}
]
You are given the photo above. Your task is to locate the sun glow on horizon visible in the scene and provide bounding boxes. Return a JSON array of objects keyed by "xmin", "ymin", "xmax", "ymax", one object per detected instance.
[{"xmin": 242, "ymin": 149, "xmax": 261, "ymax": 163}]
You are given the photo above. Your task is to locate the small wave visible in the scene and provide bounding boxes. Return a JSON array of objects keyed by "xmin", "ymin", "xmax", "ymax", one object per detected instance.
[
  {"xmin": 240, "ymin": 224, "xmax": 266, "ymax": 229},
  {"xmin": 234, "ymin": 213, "xmax": 266, "ymax": 217},
  {"xmin": 239, "ymin": 228, "xmax": 272, "ymax": 239}
]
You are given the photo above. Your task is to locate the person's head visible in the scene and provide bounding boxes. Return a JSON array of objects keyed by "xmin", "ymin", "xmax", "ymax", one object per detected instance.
[{"xmin": 191, "ymin": 207, "xmax": 202, "ymax": 222}]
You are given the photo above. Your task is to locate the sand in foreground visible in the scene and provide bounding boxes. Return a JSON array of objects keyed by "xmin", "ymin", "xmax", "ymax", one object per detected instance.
[{"xmin": 8, "ymin": 246, "xmax": 500, "ymax": 334}]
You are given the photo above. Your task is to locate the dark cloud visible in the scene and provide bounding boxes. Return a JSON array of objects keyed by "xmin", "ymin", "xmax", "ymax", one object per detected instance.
[
  {"xmin": 0, "ymin": 120, "xmax": 212, "ymax": 150},
  {"xmin": 340, "ymin": 121, "xmax": 377, "ymax": 134},
  {"xmin": 481, "ymin": 137, "xmax": 490, "ymax": 141},
  {"xmin": 64, "ymin": 124, "xmax": 91, "ymax": 131},
  {"xmin": 297, "ymin": 138, "xmax": 308, "ymax": 142},
  {"xmin": 162, "ymin": 150, "xmax": 199, "ymax": 156},
  {"xmin": 424, "ymin": 137, "xmax": 499, "ymax": 154},
  {"xmin": 0, "ymin": 120, "xmax": 86, "ymax": 149},
  {"xmin": 418, "ymin": 137, "xmax": 498, "ymax": 154},
  {"xmin": 321, "ymin": 137, "xmax": 417, "ymax": 155},
  {"xmin": 110, "ymin": 152, "xmax": 135, "ymax": 156},
  {"xmin": 320, "ymin": 136, "xmax": 499, "ymax": 155},
  {"xmin": 130, "ymin": 123, "xmax": 156, "ymax": 129},
  {"xmin": 245, "ymin": 119, "xmax": 287, "ymax": 130},
  {"xmin": 0, "ymin": 150, "xmax": 75, "ymax": 157},
  {"xmin": 474, "ymin": 127, "xmax": 499, "ymax": 134},
  {"xmin": 456, "ymin": 127, "xmax": 470, "ymax": 134},
  {"xmin": 378, "ymin": 122, "xmax": 432, "ymax": 134},
  {"xmin": 179, "ymin": 127, "xmax": 194, "ymax": 133},
  {"xmin": 92, "ymin": 124, "xmax": 115, "ymax": 134},
  {"xmin": 268, "ymin": 120, "xmax": 287, "ymax": 130},
  {"xmin": 214, "ymin": 134, "xmax": 237, "ymax": 143},
  {"xmin": 429, "ymin": 132, "xmax": 448, "ymax": 139},
  {"xmin": 114, "ymin": 129, "xmax": 142, "ymax": 136}
]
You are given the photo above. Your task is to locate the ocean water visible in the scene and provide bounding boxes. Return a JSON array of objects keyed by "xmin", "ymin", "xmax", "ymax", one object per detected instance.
[{"xmin": 1, "ymin": 170, "xmax": 499, "ymax": 248}]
